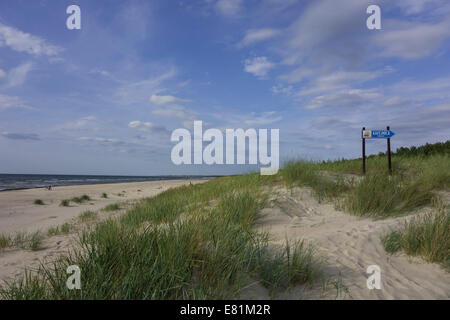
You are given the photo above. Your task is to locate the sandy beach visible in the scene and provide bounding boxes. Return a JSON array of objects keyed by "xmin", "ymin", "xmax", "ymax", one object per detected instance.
[
  {"xmin": 242, "ymin": 186, "xmax": 450, "ymax": 300},
  {"xmin": 0, "ymin": 178, "xmax": 448, "ymax": 299},
  {"xmin": 0, "ymin": 179, "xmax": 209, "ymax": 282},
  {"xmin": 0, "ymin": 179, "xmax": 207, "ymax": 235}
]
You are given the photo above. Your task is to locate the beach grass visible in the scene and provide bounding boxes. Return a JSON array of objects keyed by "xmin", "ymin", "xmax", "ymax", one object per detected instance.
[
  {"xmin": 47, "ymin": 223, "xmax": 72, "ymax": 236},
  {"xmin": 381, "ymin": 200, "xmax": 449, "ymax": 270},
  {"xmin": 68, "ymin": 195, "xmax": 91, "ymax": 205},
  {"xmin": 0, "ymin": 234, "xmax": 11, "ymax": 249},
  {"xmin": 33, "ymin": 199, "xmax": 44, "ymax": 205},
  {"xmin": 1, "ymin": 146, "xmax": 448, "ymax": 299},
  {"xmin": 0, "ymin": 231, "xmax": 44, "ymax": 251},
  {"xmin": 102, "ymin": 203, "xmax": 120, "ymax": 212},
  {"xmin": 0, "ymin": 173, "xmax": 324, "ymax": 299},
  {"xmin": 259, "ymin": 239, "xmax": 322, "ymax": 297},
  {"xmin": 101, "ymin": 193, "xmax": 108, "ymax": 198},
  {"xmin": 282, "ymin": 154, "xmax": 449, "ymax": 218},
  {"xmin": 59, "ymin": 199, "xmax": 70, "ymax": 207},
  {"xmin": 78, "ymin": 210, "xmax": 97, "ymax": 222}
]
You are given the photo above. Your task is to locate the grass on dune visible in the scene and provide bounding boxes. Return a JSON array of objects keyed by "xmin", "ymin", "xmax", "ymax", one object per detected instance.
[
  {"xmin": 47, "ymin": 223, "xmax": 72, "ymax": 236},
  {"xmin": 1, "ymin": 151, "xmax": 448, "ymax": 299},
  {"xmin": 33, "ymin": 199, "xmax": 44, "ymax": 205},
  {"xmin": 59, "ymin": 199, "xmax": 70, "ymax": 207},
  {"xmin": 259, "ymin": 239, "xmax": 322, "ymax": 297},
  {"xmin": 102, "ymin": 203, "xmax": 120, "ymax": 212},
  {"xmin": 78, "ymin": 210, "xmax": 97, "ymax": 222},
  {"xmin": 382, "ymin": 200, "xmax": 449, "ymax": 270},
  {"xmin": 0, "ymin": 231, "xmax": 44, "ymax": 251},
  {"xmin": 282, "ymin": 154, "xmax": 449, "ymax": 218},
  {"xmin": 0, "ymin": 174, "xmax": 322, "ymax": 299},
  {"xmin": 60, "ymin": 195, "xmax": 92, "ymax": 207},
  {"xmin": 71, "ymin": 195, "xmax": 91, "ymax": 204}
]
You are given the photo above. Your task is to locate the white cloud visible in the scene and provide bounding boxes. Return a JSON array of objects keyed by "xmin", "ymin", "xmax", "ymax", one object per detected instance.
[
  {"xmin": 78, "ymin": 136, "xmax": 121, "ymax": 144},
  {"xmin": 152, "ymin": 105, "xmax": 187, "ymax": 119},
  {"xmin": 297, "ymin": 71, "xmax": 381, "ymax": 96},
  {"xmin": 271, "ymin": 84, "xmax": 293, "ymax": 95},
  {"xmin": 1, "ymin": 132, "xmax": 40, "ymax": 140},
  {"xmin": 128, "ymin": 121, "xmax": 154, "ymax": 131},
  {"xmin": 128, "ymin": 120, "xmax": 170, "ymax": 134},
  {"xmin": 0, "ymin": 69, "xmax": 5, "ymax": 78},
  {"xmin": 374, "ymin": 19, "xmax": 450, "ymax": 59},
  {"xmin": 243, "ymin": 111, "xmax": 282, "ymax": 126},
  {"xmin": 394, "ymin": 0, "xmax": 443, "ymax": 15},
  {"xmin": 282, "ymin": 0, "xmax": 370, "ymax": 65},
  {"xmin": 239, "ymin": 28, "xmax": 279, "ymax": 47},
  {"xmin": 390, "ymin": 76, "xmax": 450, "ymax": 101},
  {"xmin": 215, "ymin": 0, "xmax": 243, "ymax": 17},
  {"xmin": 0, "ymin": 23, "xmax": 63, "ymax": 56},
  {"xmin": 150, "ymin": 94, "xmax": 190, "ymax": 106},
  {"xmin": 0, "ymin": 94, "xmax": 33, "ymax": 110},
  {"xmin": 304, "ymin": 89, "xmax": 382, "ymax": 110},
  {"xmin": 279, "ymin": 67, "xmax": 315, "ymax": 83},
  {"xmin": 244, "ymin": 56, "xmax": 275, "ymax": 79},
  {"xmin": 6, "ymin": 62, "xmax": 33, "ymax": 87},
  {"xmin": 215, "ymin": 111, "xmax": 282, "ymax": 128},
  {"xmin": 115, "ymin": 67, "xmax": 177, "ymax": 105},
  {"xmin": 58, "ymin": 116, "xmax": 97, "ymax": 131}
]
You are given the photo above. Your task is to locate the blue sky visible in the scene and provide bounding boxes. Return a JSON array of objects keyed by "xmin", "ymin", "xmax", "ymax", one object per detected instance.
[{"xmin": 0, "ymin": 0, "xmax": 449, "ymax": 175}]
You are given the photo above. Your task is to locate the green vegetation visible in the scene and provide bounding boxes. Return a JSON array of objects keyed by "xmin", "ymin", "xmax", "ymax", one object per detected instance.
[
  {"xmin": 63, "ymin": 195, "xmax": 92, "ymax": 206},
  {"xmin": 1, "ymin": 141, "xmax": 448, "ymax": 299},
  {"xmin": 283, "ymin": 154, "xmax": 449, "ymax": 218},
  {"xmin": 47, "ymin": 223, "xmax": 72, "ymax": 236},
  {"xmin": 0, "ymin": 231, "xmax": 44, "ymax": 251},
  {"xmin": 101, "ymin": 193, "xmax": 108, "ymax": 198},
  {"xmin": 78, "ymin": 210, "xmax": 97, "ymax": 222},
  {"xmin": 259, "ymin": 239, "xmax": 322, "ymax": 297},
  {"xmin": 394, "ymin": 140, "xmax": 450, "ymax": 157},
  {"xmin": 382, "ymin": 201, "xmax": 449, "ymax": 270},
  {"xmin": 0, "ymin": 174, "xmax": 323, "ymax": 299},
  {"xmin": 0, "ymin": 234, "xmax": 10, "ymax": 249},
  {"xmin": 33, "ymin": 199, "xmax": 44, "ymax": 205},
  {"xmin": 71, "ymin": 197, "xmax": 83, "ymax": 204},
  {"xmin": 59, "ymin": 199, "xmax": 70, "ymax": 207},
  {"xmin": 102, "ymin": 203, "xmax": 120, "ymax": 212}
]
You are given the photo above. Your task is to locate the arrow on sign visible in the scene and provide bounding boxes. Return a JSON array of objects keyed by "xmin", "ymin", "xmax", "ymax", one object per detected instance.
[{"xmin": 362, "ymin": 130, "xmax": 395, "ymax": 139}]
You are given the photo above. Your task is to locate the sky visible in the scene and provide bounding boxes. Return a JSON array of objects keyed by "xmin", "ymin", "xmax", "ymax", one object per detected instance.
[{"xmin": 0, "ymin": 0, "xmax": 449, "ymax": 175}]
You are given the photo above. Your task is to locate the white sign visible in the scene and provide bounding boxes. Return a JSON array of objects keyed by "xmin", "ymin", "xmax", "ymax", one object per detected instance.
[{"xmin": 362, "ymin": 130, "xmax": 372, "ymax": 139}]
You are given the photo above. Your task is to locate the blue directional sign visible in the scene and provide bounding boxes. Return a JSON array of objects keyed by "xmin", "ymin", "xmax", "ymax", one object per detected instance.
[{"xmin": 362, "ymin": 130, "xmax": 395, "ymax": 139}]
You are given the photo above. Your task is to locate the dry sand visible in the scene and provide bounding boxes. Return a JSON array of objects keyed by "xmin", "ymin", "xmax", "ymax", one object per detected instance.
[
  {"xmin": 1, "ymin": 180, "xmax": 448, "ymax": 299},
  {"xmin": 242, "ymin": 186, "xmax": 450, "ymax": 300},
  {"xmin": 0, "ymin": 179, "xmax": 207, "ymax": 234},
  {"xmin": 0, "ymin": 179, "xmax": 207, "ymax": 282}
]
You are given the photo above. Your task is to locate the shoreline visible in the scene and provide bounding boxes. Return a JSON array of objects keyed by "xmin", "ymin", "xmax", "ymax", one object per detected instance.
[
  {"xmin": 0, "ymin": 175, "xmax": 218, "ymax": 192},
  {"xmin": 0, "ymin": 179, "xmax": 210, "ymax": 235}
]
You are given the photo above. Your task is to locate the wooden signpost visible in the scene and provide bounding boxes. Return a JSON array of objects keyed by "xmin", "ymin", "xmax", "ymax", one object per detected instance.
[{"xmin": 361, "ymin": 126, "xmax": 395, "ymax": 175}]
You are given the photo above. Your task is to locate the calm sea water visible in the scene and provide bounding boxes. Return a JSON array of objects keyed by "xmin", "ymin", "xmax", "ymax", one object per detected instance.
[{"xmin": 0, "ymin": 174, "xmax": 212, "ymax": 191}]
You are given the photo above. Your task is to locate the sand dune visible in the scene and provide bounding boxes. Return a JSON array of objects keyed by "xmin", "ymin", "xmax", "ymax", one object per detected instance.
[
  {"xmin": 0, "ymin": 180, "xmax": 206, "ymax": 234},
  {"xmin": 0, "ymin": 179, "xmax": 207, "ymax": 283},
  {"xmin": 251, "ymin": 186, "xmax": 450, "ymax": 299},
  {"xmin": 1, "ymin": 181, "xmax": 448, "ymax": 299}
]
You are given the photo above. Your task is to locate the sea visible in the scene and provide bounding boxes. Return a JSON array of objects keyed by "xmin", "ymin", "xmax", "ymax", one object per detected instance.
[{"xmin": 0, "ymin": 174, "xmax": 213, "ymax": 191}]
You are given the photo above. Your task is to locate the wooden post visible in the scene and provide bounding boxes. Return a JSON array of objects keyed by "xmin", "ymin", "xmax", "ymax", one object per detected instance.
[
  {"xmin": 362, "ymin": 127, "xmax": 366, "ymax": 175},
  {"xmin": 387, "ymin": 125, "xmax": 392, "ymax": 175}
]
